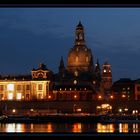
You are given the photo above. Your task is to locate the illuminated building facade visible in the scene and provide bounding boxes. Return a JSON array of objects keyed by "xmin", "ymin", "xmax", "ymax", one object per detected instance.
[{"xmin": 0, "ymin": 64, "xmax": 52, "ymax": 101}]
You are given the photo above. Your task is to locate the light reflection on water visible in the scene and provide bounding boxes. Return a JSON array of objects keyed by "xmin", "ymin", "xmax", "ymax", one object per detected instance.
[{"xmin": 0, "ymin": 122, "xmax": 140, "ymax": 133}]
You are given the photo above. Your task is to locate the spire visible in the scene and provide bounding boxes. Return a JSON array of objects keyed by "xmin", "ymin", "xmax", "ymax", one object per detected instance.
[
  {"xmin": 59, "ymin": 56, "xmax": 65, "ymax": 76},
  {"xmin": 77, "ymin": 21, "xmax": 83, "ymax": 28},
  {"xmin": 59, "ymin": 56, "xmax": 64, "ymax": 68}
]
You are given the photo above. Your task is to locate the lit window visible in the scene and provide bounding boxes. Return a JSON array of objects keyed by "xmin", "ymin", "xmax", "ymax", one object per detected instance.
[
  {"xmin": 127, "ymin": 87, "xmax": 130, "ymax": 90},
  {"xmin": 86, "ymin": 56, "xmax": 88, "ymax": 62},
  {"xmin": 7, "ymin": 84, "xmax": 14, "ymax": 91},
  {"xmin": 16, "ymin": 93, "xmax": 22, "ymax": 100},
  {"xmin": 70, "ymin": 88, "xmax": 71, "ymax": 91},
  {"xmin": 103, "ymin": 69, "xmax": 106, "ymax": 73},
  {"xmin": 76, "ymin": 48, "xmax": 79, "ymax": 51},
  {"xmin": 93, "ymin": 81, "xmax": 96, "ymax": 84},
  {"xmin": 8, "ymin": 93, "xmax": 13, "ymax": 100},
  {"xmin": 76, "ymin": 56, "xmax": 78, "ymax": 62},
  {"xmin": 60, "ymin": 88, "xmax": 62, "ymax": 91},
  {"xmin": 109, "ymin": 70, "xmax": 111, "ymax": 72}
]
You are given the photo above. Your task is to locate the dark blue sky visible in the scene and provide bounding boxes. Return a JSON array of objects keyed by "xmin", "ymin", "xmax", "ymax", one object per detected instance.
[{"xmin": 0, "ymin": 8, "xmax": 140, "ymax": 82}]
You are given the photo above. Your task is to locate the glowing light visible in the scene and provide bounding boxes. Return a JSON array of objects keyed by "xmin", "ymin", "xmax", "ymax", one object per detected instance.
[
  {"xmin": 124, "ymin": 108, "xmax": 128, "ymax": 111},
  {"xmin": 98, "ymin": 95, "xmax": 102, "ymax": 99},
  {"xmin": 70, "ymin": 88, "xmax": 71, "ymax": 91},
  {"xmin": 74, "ymin": 95, "xmax": 77, "ymax": 98},
  {"xmin": 122, "ymin": 94, "xmax": 126, "ymax": 98},
  {"xmin": 72, "ymin": 123, "xmax": 82, "ymax": 133},
  {"xmin": 110, "ymin": 95, "xmax": 113, "ymax": 99},
  {"xmin": 76, "ymin": 108, "xmax": 81, "ymax": 112},
  {"xmin": 103, "ymin": 69, "xmax": 106, "ymax": 73},
  {"xmin": 48, "ymin": 95, "xmax": 51, "ymax": 99},
  {"xmin": 30, "ymin": 109, "xmax": 34, "ymax": 112},
  {"xmin": 7, "ymin": 84, "xmax": 14, "ymax": 91},
  {"xmin": 12, "ymin": 109, "xmax": 16, "ymax": 113},
  {"xmin": 119, "ymin": 109, "xmax": 122, "ymax": 112},
  {"xmin": 74, "ymin": 80, "xmax": 77, "ymax": 85}
]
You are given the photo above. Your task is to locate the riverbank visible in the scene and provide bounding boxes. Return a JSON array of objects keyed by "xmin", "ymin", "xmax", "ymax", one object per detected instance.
[{"xmin": 0, "ymin": 114, "xmax": 140, "ymax": 123}]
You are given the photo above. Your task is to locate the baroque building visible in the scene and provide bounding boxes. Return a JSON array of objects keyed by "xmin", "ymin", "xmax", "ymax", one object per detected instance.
[{"xmin": 0, "ymin": 21, "xmax": 113, "ymax": 102}]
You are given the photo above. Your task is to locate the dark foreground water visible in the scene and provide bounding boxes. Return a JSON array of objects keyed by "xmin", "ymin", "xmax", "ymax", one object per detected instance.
[{"xmin": 0, "ymin": 122, "xmax": 140, "ymax": 133}]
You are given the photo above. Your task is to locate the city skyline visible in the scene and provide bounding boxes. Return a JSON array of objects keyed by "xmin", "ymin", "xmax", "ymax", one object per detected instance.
[{"xmin": 0, "ymin": 8, "xmax": 140, "ymax": 81}]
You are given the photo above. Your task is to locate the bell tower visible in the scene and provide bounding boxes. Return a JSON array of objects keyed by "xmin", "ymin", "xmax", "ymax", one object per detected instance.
[
  {"xmin": 75, "ymin": 21, "xmax": 85, "ymax": 46},
  {"xmin": 102, "ymin": 61, "xmax": 112, "ymax": 91}
]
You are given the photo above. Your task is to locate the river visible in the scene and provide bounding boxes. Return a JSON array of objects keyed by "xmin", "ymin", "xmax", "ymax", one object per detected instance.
[{"xmin": 0, "ymin": 122, "xmax": 139, "ymax": 133}]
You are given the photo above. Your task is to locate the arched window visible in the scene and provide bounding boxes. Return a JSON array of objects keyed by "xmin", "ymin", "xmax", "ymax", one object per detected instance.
[
  {"xmin": 86, "ymin": 56, "xmax": 89, "ymax": 62},
  {"xmin": 76, "ymin": 56, "xmax": 78, "ymax": 62}
]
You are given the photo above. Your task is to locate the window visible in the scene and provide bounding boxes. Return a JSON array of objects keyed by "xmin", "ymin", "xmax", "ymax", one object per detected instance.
[
  {"xmin": 86, "ymin": 56, "xmax": 88, "ymax": 62},
  {"xmin": 76, "ymin": 56, "xmax": 78, "ymax": 62},
  {"xmin": 8, "ymin": 93, "xmax": 13, "ymax": 100},
  {"xmin": 38, "ymin": 84, "xmax": 42, "ymax": 90},
  {"xmin": 7, "ymin": 84, "xmax": 14, "ymax": 91},
  {"xmin": 0, "ymin": 94, "xmax": 3, "ymax": 100},
  {"xmin": 38, "ymin": 93, "xmax": 43, "ymax": 99},
  {"xmin": 38, "ymin": 73, "xmax": 43, "ymax": 78},
  {"xmin": 17, "ymin": 85, "xmax": 21, "ymax": 91},
  {"xmin": 26, "ymin": 85, "xmax": 30, "ymax": 90},
  {"xmin": 103, "ymin": 69, "xmax": 106, "ymax": 73},
  {"xmin": 16, "ymin": 93, "xmax": 22, "ymax": 100},
  {"xmin": 0, "ymin": 85, "xmax": 4, "ymax": 91}
]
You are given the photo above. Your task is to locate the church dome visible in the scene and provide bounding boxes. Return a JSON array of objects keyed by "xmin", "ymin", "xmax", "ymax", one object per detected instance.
[
  {"xmin": 67, "ymin": 22, "xmax": 94, "ymax": 73},
  {"xmin": 67, "ymin": 46, "xmax": 92, "ymax": 72}
]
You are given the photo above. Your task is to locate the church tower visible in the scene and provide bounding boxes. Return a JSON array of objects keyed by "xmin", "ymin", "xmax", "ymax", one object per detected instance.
[
  {"xmin": 67, "ymin": 21, "xmax": 94, "ymax": 75},
  {"xmin": 102, "ymin": 61, "xmax": 112, "ymax": 92}
]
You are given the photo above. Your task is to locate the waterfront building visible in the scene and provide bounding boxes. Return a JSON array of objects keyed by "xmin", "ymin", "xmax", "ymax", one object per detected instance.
[{"xmin": 0, "ymin": 63, "xmax": 53, "ymax": 101}]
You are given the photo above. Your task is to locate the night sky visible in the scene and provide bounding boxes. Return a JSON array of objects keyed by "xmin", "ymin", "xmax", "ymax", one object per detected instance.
[{"xmin": 0, "ymin": 8, "xmax": 140, "ymax": 82}]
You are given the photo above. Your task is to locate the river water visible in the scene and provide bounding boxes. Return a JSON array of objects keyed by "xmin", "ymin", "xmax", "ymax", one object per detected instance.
[{"xmin": 0, "ymin": 122, "xmax": 139, "ymax": 133}]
